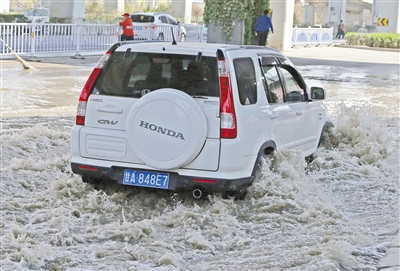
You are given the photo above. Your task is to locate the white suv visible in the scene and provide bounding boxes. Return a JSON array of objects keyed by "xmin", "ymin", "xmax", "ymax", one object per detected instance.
[
  {"xmin": 130, "ymin": 12, "xmax": 186, "ymax": 42},
  {"xmin": 70, "ymin": 41, "xmax": 332, "ymax": 199}
]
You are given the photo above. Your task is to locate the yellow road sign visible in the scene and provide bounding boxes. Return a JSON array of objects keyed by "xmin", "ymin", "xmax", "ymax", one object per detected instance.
[{"xmin": 378, "ymin": 18, "xmax": 389, "ymax": 26}]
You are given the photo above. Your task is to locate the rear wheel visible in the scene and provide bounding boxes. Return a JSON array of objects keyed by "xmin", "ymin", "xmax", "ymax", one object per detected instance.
[
  {"xmin": 227, "ymin": 147, "xmax": 276, "ymax": 200},
  {"xmin": 222, "ymin": 188, "xmax": 248, "ymax": 200},
  {"xmin": 82, "ymin": 176, "xmax": 100, "ymax": 185}
]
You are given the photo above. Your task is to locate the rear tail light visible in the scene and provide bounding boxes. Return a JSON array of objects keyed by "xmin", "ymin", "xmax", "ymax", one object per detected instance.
[
  {"xmin": 75, "ymin": 51, "xmax": 111, "ymax": 125},
  {"xmin": 218, "ymin": 57, "xmax": 237, "ymax": 138}
]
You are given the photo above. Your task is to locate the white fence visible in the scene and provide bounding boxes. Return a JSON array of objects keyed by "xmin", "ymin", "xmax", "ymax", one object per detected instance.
[
  {"xmin": 0, "ymin": 22, "xmax": 207, "ymax": 58},
  {"xmin": 292, "ymin": 26, "xmax": 334, "ymax": 48},
  {"xmin": 0, "ymin": 23, "xmax": 332, "ymax": 58}
]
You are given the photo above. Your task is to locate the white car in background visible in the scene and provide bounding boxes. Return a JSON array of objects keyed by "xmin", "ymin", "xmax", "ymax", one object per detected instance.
[
  {"xmin": 130, "ymin": 12, "xmax": 186, "ymax": 42},
  {"xmin": 23, "ymin": 7, "xmax": 50, "ymax": 23}
]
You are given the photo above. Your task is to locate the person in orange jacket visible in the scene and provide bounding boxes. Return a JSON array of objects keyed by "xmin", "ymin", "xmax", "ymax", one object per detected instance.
[{"xmin": 119, "ymin": 13, "xmax": 134, "ymax": 41}]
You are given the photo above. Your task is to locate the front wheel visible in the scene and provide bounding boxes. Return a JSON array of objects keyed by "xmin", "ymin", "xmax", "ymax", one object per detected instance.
[{"xmin": 318, "ymin": 121, "xmax": 335, "ymax": 148}]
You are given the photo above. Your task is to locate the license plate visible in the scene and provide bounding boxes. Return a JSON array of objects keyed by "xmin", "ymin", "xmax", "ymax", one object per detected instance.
[
  {"xmin": 123, "ymin": 169, "xmax": 169, "ymax": 189},
  {"xmin": 134, "ymin": 26, "xmax": 143, "ymax": 31}
]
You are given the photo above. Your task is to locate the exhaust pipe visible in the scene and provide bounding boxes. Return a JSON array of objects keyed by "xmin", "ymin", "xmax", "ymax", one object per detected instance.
[{"xmin": 192, "ymin": 189, "xmax": 202, "ymax": 199}]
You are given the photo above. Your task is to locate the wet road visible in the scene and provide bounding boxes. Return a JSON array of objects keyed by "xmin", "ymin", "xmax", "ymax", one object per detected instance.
[{"xmin": 1, "ymin": 46, "xmax": 399, "ymax": 270}]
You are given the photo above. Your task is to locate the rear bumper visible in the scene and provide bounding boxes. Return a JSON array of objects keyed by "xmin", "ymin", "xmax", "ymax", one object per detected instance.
[{"xmin": 71, "ymin": 162, "xmax": 252, "ymax": 194}]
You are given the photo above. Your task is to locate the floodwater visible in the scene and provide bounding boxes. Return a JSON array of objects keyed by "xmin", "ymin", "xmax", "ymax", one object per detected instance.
[{"xmin": 0, "ymin": 52, "xmax": 399, "ymax": 270}]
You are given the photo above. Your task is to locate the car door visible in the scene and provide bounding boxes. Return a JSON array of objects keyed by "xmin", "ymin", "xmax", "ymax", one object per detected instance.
[
  {"xmin": 276, "ymin": 63, "xmax": 320, "ymax": 155},
  {"xmin": 258, "ymin": 55, "xmax": 297, "ymax": 149}
]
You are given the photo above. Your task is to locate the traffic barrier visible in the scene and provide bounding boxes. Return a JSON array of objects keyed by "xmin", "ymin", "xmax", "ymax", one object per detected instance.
[{"xmin": 292, "ymin": 26, "xmax": 334, "ymax": 48}]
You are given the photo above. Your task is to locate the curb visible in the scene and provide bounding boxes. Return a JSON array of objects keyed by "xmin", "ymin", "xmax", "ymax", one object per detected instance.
[{"xmin": 334, "ymin": 44, "xmax": 400, "ymax": 53}]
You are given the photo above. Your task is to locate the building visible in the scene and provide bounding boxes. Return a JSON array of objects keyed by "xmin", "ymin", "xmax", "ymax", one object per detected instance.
[{"xmin": 298, "ymin": 0, "xmax": 399, "ymax": 33}]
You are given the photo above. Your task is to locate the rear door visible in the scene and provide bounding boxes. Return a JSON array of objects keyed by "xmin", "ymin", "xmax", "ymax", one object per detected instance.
[
  {"xmin": 258, "ymin": 55, "xmax": 297, "ymax": 149},
  {"xmin": 81, "ymin": 47, "xmax": 221, "ymax": 170}
]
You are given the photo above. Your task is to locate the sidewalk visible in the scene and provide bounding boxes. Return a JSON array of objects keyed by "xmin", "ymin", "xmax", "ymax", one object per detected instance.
[{"xmin": 283, "ymin": 44, "xmax": 400, "ymax": 65}]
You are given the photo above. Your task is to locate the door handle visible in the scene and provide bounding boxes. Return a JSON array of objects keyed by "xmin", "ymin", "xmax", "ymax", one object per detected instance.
[
  {"xmin": 296, "ymin": 111, "xmax": 302, "ymax": 115},
  {"xmin": 270, "ymin": 112, "xmax": 278, "ymax": 119},
  {"xmin": 96, "ymin": 107, "xmax": 123, "ymax": 113}
]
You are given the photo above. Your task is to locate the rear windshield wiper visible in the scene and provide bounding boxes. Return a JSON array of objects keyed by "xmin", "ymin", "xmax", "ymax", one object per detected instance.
[{"xmin": 191, "ymin": 96, "xmax": 208, "ymax": 99}]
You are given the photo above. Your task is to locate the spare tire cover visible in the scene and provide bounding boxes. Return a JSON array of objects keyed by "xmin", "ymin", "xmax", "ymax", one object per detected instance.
[{"xmin": 126, "ymin": 88, "xmax": 207, "ymax": 170}]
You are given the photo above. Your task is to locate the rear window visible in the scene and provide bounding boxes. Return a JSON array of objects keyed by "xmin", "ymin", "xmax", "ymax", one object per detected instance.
[
  {"xmin": 131, "ymin": 15, "xmax": 155, "ymax": 23},
  {"xmin": 92, "ymin": 52, "xmax": 219, "ymax": 97}
]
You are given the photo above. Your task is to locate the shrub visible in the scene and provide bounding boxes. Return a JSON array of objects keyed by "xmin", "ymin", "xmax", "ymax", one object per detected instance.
[
  {"xmin": 345, "ymin": 32, "xmax": 400, "ymax": 49},
  {"xmin": 0, "ymin": 14, "xmax": 27, "ymax": 23}
]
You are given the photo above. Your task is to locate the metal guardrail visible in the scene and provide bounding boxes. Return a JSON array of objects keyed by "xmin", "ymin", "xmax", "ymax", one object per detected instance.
[
  {"xmin": 0, "ymin": 22, "xmax": 207, "ymax": 58},
  {"xmin": 292, "ymin": 26, "xmax": 334, "ymax": 48},
  {"xmin": 0, "ymin": 23, "xmax": 332, "ymax": 58}
]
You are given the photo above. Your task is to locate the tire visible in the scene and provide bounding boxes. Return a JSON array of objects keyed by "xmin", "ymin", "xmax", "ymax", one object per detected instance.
[
  {"xmin": 82, "ymin": 175, "xmax": 100, "ymax": 185},
  {"xmin": 318, "ymin": 121, "xmax": 334, "ymax": 148},
  {"xmin": 228, "ymin": 147, "xmax": 275, "ymax": 200},
  {"xmin": 222, "ymin": 188, "xmax": 248, "ymax": 200}
]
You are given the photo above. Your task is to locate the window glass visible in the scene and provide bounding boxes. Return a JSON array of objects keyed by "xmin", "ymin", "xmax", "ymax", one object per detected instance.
[
  {"xmin": 261, "ymin": 65, "xmax": 284, "ymax": 104},
  {"xmin": 131, "ymin": 15, "xmax": 155, "ymax": 23},
  {"xmin": 160, "ymin": 16, "xmax": 169, "ymax": 23},
  {"xmin": 93, "ymin": 52, "xmax": 219, "ymax": 97},
  {"xmin": 279, "ymin": 67, "xmax": 305, "ymax": 102},
  {"xmin": 37, "ymin": 9, "xmax": 49, "ymax": 16},
  {"xmin": 233, "ymin": 58, "xmax": 257, "ymax": 105},
  {"xmin": 167, "ymin": 16, "xmax": 177, "ymax": 24},
  {"xmin": 276, "ymin": 56, "xmax": 294, "ymax": 66}
]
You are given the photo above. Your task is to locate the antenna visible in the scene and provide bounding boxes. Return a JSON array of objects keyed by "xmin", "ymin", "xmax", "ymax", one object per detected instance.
[{"xmin": 170, "ymin": 27, "xmax": 177, "ymax": 45}]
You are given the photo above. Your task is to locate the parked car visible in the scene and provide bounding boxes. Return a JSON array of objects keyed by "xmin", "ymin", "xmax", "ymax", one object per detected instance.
[
  {"xmin": 70, "ymin": 41, "xmax": 333, "ymax": 199},
  {"xmin": 130, "ymin": 12, "xmax": 186, "ymax": 42},
  {"xmin": 12, "ymin": 7, "xmax": 50, "ymax": 35},
  {"xmin": 23, "ymin": 7, "xmax": 50, "ymax": 23}
]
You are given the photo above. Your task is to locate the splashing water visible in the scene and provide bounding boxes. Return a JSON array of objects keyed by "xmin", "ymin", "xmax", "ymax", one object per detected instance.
[{"xmin": 1, "ymin": 101, "xmax": 398, "ymax": 270}]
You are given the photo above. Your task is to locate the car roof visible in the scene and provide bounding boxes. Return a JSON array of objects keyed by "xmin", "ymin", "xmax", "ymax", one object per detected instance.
[
  {"xmin": 131, "ymin": 12, "xmax": 171, "ymax": 16},
  {"xmin": 115, "ymin": 42, "xmax": 283, "ymax": 57}
]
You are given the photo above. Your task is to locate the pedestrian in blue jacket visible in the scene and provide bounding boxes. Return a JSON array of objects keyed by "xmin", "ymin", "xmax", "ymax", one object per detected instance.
[{"xmin": 255, "ymin": 9, "xmax": 274, "ymax": 46}]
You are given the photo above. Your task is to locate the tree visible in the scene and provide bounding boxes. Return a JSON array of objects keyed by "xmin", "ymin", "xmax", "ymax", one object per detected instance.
[{"xmin": 203, "ymin": 0, "xmax": 269, "ymax": 44}]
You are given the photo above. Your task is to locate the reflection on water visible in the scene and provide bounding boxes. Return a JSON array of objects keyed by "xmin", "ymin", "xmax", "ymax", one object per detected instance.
[
  {"xmin": 1, "ymin": 65, "xmax": 92, "ymax": 117},
  {"xmin": 297, "ymin": 65, "xmax": 399, "ymax": 118},
  {"xmin": 1, "ymin": 63, "xmax": 398, "ymax": 118}
]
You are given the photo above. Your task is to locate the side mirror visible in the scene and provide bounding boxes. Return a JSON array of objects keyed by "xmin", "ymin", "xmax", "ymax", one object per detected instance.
[{"xmin": 310, "ymin": 86, "xmax": 326, "ymax": 100}]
